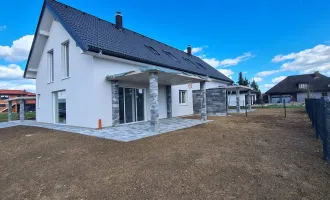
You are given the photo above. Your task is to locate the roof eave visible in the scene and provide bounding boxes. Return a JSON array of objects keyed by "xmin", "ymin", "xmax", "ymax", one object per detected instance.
[{"xmin": 88, "ymin": 46, "xmax": 232, "ymax": 83}]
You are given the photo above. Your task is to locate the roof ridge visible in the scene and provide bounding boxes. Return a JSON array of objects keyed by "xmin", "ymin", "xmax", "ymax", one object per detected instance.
[{"xmin": 50, "ymin": 0, "xmax": 198, "ymax": 58}]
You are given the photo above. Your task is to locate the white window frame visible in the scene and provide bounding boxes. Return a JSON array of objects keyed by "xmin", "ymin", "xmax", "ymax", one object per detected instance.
[
  {"xmin": 179, "ymin": 90, "xmax": 188, "ymax": 105},
  {"xmin": 62, "ymin": 40, "xmax": 70, "ymax": 79},
  {"xmin": 47, "ymin": 50, "xmax": 54, "ymax": 83},
  {"xmin": 37, "ymin": 94, "xmax": 40, "ymax": 109},
  {"xmin": 322, "ymin": 92, "xmax": 328, "ymax": 97},
  {"xmin": 298, "ymin": 83, "xmax": 308, "ymax": 89}
]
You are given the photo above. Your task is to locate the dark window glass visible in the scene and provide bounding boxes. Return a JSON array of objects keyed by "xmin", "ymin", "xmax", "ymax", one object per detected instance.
[
  {"xmin": 145, "ymin": 45, "xmax": 160, "ymax": 55},
  {"xmin": 163, "ymin": 50, "xmax": 179, "ymax": 62}
]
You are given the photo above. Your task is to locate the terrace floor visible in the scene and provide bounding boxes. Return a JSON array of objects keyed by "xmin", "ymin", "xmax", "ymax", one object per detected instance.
[{"xmin": 0, "ymin": 118, "xmax": 210, "ymax": 142}]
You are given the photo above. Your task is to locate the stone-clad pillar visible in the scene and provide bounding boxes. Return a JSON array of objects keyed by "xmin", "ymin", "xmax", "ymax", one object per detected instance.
[
  {"xmin": 111, "ymin": 80, "xmax": 120, "ymax": 127},
  {"xmin": 247, "ymin": 90, "xmax": 252, "ymax": 110},
  {"xmin": 149, "ymin": 72, "xmax": 159, "ymax": 131},
  {"xmin": 20, "ymin": 99, "xmax": 25, "ymax": 121},
  {"xmin": 236, "ymin": 88, "xmax": 240, "ymax": 114},
  {"xmin": 200, "ymin": 81, "xmax": 207, "ymax": 121},
  {"xmin": 8, "ymin": 101, "xmax": 12, "ymax": 121},
  {"xmin": 166, "ymin": 85, "xmax": 172, "ymax": 118}
]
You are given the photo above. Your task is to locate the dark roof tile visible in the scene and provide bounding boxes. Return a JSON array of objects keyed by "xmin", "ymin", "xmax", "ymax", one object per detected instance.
[
  {"xmin": 45, "ymin": 0, "xmax": 232, "ymax": 82},
  {"xmin": 265, "ymin": 73, "xmax": 330, "ymax": 95}
]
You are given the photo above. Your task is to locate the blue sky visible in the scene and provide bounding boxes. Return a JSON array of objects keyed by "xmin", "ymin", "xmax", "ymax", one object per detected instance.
[{"xmin": 1, "ymin": 0, "xmax": 330, "ymax": 92}]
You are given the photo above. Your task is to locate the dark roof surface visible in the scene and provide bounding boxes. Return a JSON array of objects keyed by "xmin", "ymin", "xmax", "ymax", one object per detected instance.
[
  {"xmin": 265, "ymin": 73, "xmax": 330, "ymax": 95},
  {"xmin": 41, "ymin": 0, "xmax": 232, "ymax": 82}
]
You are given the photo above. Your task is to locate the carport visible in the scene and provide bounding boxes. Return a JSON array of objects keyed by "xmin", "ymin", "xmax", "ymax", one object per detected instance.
[
  {"xmin": 220, "ymin": 85, "xmax": 254, "ymax": 114},
  {"xmin": 5, "ymin": 96, "xmax": 36, "ymax": 121}
]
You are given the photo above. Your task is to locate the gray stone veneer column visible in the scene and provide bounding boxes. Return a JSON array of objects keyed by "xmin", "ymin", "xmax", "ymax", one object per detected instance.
[
  {"xmin": 149, "ymin": 72, "xmax": 159, "ymax": 131},
  {"xmin": 20, "ymin": 99, "xmax": 25, "ymax": 121},
  {"xmin": 236, "ymin": 89, "xmax": 240, "ymax": 114},
  {"xmin": 111, "ymin": 80, "xmax": 120, "ymax": 127},
  {"xmin": 200, "ymin": 81, "xmax": 207, "ymax": 121},
  {"xmin": 8, "ymin": 101, "xmax": 12, "ymax": 121},
  {"xmin": 247, "ymin": 90, "xmax": 252, "ymax": 110},
  {"xmin": 166, "ymin": 85, "xmax": 172, "ymax": 118}
]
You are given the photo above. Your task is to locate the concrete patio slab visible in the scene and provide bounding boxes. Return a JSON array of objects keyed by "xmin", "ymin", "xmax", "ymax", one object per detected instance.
[{"xmin": 0, "ymin": 118, "xmax": 211, "ymax": 142}]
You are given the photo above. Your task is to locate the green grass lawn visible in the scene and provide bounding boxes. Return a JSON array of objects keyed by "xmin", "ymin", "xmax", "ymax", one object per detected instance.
[{"xmin": 0, "ymin": 112, "xmax": 36, "ymax": 122}]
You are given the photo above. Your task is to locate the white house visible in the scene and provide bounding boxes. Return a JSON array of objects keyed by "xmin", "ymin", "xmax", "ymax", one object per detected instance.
[
  {"xmin": 24, "ymin": 0, "xmax": 233, "ymax": 130},
  {"xmin": 265, "ymin": 72, "xmax": 330, "ymax": 103}
]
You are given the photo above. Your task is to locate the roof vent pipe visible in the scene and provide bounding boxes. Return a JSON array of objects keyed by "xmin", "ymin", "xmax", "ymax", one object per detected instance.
[
  {"xmin": 187, "ymin": 45, "xmax": 192, "ymax": 56},
  {"xmin": 116, "ymin": 11, "xmax": 123, "ymax": 30}
]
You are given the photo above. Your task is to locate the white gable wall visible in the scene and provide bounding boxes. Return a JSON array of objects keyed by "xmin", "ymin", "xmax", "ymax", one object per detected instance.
[
  {"xmin": 36, "ymin": 19, "xmax": 168, "ymax": 128},
  {"xmin": 36, "ymin": 19, "xmax": 95, "ymax": 128}
]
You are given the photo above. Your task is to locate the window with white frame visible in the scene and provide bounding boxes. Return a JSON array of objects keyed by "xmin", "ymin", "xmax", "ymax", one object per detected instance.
[
  {"xmin": 37, "ymin": 94, "xmax": 40, "ymax": 108},
  {"xmin": 179, "ymin": 90, "xmax": 187, "ymax": 104},
  {"xmin": 298, "ymin": 83, "xmax": 308, "ymax": 89},
  {"xmin": 47, "ymin": 50, "xmax": 54, "ymax": 82},
  {"xmin": 62, "ymin": 41, "xmax": 70, "ymax": 78},
  {"xmin": 322, "ymin": 92, "xmax": 328, "ymax": 97}
]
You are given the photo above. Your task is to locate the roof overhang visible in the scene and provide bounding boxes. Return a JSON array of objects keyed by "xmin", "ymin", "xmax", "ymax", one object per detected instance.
[
  {"xmin": 106, "ymin": 66, "xmax": 211, "ymax": 85},
  {"xmin": 5, "ymin": 96, "xmax": 36, "ymax": 102},
  {"xmin": 219, "ymin": 85, "xmax": 253, "ymax": 92}
]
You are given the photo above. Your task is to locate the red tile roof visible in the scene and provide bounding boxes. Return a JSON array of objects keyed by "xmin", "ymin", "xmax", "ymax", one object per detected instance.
[{"xmin": 0, "ymin": 90, "xmax": 36, "ymax": 96}]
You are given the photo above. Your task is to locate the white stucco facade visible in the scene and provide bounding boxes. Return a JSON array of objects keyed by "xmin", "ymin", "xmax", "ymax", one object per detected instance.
[
  {"xmin": 35, "ymin": 20, "xmax": 170, "ymax": 128},
  {"xmin": 297, "ymin": 92, "xmax": 330, "ymax": 102},
  {"xmin": 269, "ymin": 92, "xmax": 330, "ymax": 103},
  {"xmin": 34, "ymin": 19, "xmax": 233, "ymax": 128}
]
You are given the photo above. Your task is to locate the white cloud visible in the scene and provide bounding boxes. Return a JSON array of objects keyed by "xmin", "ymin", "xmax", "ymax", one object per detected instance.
[
  {"xmin": 264, "ymin": 84, "xmax": 275, "ymax": 89},
  {"xmin": 0, "ymin": 35, "xmax": 34, "ymax": 62},
  {"xmin": 219, "ymin": 52, "xmax": 254, "ymax": 67},
  {"xmin": 256, "ymin": 70, "xmax": 281, "ymax": 77},
  {"xmin": 271, "ymin": 44, "xmax": 330, "ymax": 75},
  {"xmin": 0, "ymin": 64, "xmax": 35, "ymax": 92},
  {"xmin": 200, "ymin": 52, "xmax": 254, "ymax": 68},
  {"xmin": 218, "ymin": 69, "xmax": 234, "ymax": 79},
  {"xmin": 272, "ymin": 76, "xmax": 287, "ymax": 83},
  {"xmin": 0, "ymin": 25, "xmax": 6, "ymax": 31},
  {"xmin": 0, "ymin": 79, "xmax": 35, "ymax": 92},
  {"xmin": 202, "ymin": 57, "xmax": 221, "ymax": 68},
  {"xmin": 0, "ymin": 64, "xmax": 24, "ymax": 79},
  {"xmin": 252, "ymin": 77, "xmax": 262, "ymax": 82}
]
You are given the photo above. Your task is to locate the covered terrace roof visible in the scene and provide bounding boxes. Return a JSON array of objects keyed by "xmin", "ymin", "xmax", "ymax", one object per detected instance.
[{"xmin": 106, "ymin": 66, "xmax": 211, "ymax": 85}]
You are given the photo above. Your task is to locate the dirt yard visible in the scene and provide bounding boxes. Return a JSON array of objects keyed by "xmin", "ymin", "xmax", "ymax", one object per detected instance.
[{"xmin": 0, "ymin": 108, "xmax": 329, "ymax": 200}]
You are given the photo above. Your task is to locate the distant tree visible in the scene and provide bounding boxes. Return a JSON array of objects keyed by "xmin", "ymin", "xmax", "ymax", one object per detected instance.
[
  {"xmin": 243, "ymin": 76, "xmax": 250, "ymax": 86},
  {"xmin": 250, "ymin": 79, "xmax": 259, "ymax": 91},
  {"xmin": 251, "ymin": 79, "xmax": 262, "ymax": 103},
  {"xmin": 237, "ymin": 72, "xmax": 244, "ymax": 85}
]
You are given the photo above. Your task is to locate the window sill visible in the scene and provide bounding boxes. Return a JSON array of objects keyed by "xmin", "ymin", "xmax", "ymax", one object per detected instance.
[
  {"xmin": 62, "ymin": 77, "xmax": 70, "ymax": 81},
  {"xmin": 47, "ymin": 81, "xmax": 54, "ymax": 84},
  {"xmin": 179, "ymin": 103, "xmax": 188, "ymax": 106}
]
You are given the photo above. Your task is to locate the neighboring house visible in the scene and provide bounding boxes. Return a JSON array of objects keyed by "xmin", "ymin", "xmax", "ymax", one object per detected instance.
[
  {"xmin": 0, "ymin": 90, "xmax": 36, "ymax": 113},
  {"xmin": 265, "ymin": 72, "xmax": 330, "ymax": 103},
  {"xmin": 24, "ymin": 0, "xmax": 232, "ymax": 129},
  {"xmin": 227, "ymin": 90, "xmax": 257, "ymax": 107}
]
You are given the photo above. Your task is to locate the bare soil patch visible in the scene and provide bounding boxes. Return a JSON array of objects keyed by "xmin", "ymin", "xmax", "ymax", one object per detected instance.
[{"xmin": 0, "ymin": 108, "xmax": 329, "ymax": 199}]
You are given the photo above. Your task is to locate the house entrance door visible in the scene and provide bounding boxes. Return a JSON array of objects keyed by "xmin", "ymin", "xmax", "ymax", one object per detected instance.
[{"xmin": 119, "ymin": 87, "xmax": 145, "ymax": 124}]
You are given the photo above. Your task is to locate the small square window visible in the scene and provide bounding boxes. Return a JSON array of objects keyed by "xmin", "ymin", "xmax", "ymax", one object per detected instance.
[
  {"xmin": 179, "ymin": 90, "xmax": 187, "ymax": 104},
  {"xmin": 163, "ymin": 50, "xmax": 179, "ymax": 62},
  {"xmin": 145, "ymin": 45, "xmax": 160, "ymax": 55},
  {"xmin": 322, "ymin": 92, "xmax": 328, "ymax": 97}
]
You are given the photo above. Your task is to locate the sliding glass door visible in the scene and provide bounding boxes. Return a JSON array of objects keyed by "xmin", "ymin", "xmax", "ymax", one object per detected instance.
[{"xmin": 119, "ymin": 87, "xmax": 145, "ymax": 124}]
